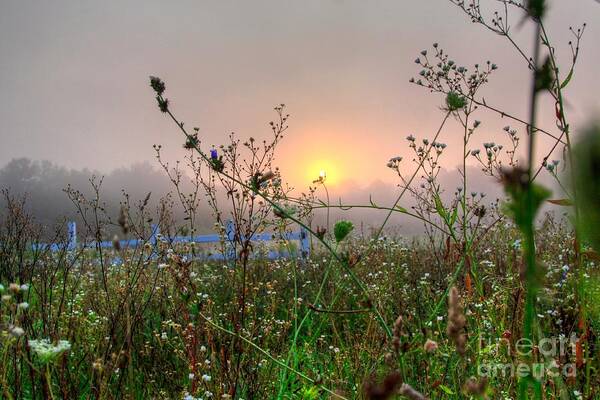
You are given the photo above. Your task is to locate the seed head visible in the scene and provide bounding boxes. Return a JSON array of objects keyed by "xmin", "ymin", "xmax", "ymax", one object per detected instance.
[
  {"xmin": 447, "ymin": 286, "xmax": 467, "ymax": 356},
  {"xmin": 399, "ymin": 383, "xmax": 427, "ymax": 400},
  {"xmin": 149, "ymin": 76, "xmax": 166, "ymax": 95},
  {"xmin": 334, "ymin": 220, "xmax": 354, "ymax": 243},
  {"xmin": 156, "ymin": 96, "xmax": 169, "ymax": 113},
  {"xmin": 464, "ymin": 377, "xmax": 488, "ymax": 396},
  {"xmin": 184, "ymin": 134, "xmax": 199, "ymax": 150},
  {"xmin": 9, "ymin": 325, "xmax": 25, "ymax": 337},
  {"xmin": 423, "ymin": 339, "xmax": 438, "ymax": 353},
  {"xmin": 365, "ymin": 372, "xmax": 403, "ymax": 400}
]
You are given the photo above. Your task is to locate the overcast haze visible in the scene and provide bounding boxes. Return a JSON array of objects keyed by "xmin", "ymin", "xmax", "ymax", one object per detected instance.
[{"xmin": 1, "ymin": 0, "xmax": 599, "ymax": 193}]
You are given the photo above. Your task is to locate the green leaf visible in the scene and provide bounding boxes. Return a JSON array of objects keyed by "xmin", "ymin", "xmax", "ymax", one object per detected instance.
[
  {"xmin": 547, "ymin": 198, "xmax": 573, "ymax": 206},
  {"xmin": 560, "ymin": 67, "xmax": 574, "ymax": 89},
  {"xmin": 395, "ymin": 205, "xmax": 408, "ymax": 213},
  {"xmin": 438, "ymin": 385, "xmax": 455, "ymax": 395},
  {"xmin": 433, "ymin": 194, "xmax": 448, "ymax": 221},
  {"xmin": 449, "ymin": 206, "xmax": 459, "ymax": 227}
]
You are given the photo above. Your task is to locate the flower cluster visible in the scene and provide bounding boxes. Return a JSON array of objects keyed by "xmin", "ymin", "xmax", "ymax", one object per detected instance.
[
  {"xmin": 410, "ymin": 44, "xmax": 497, "ymax": 103},
  {"xmin": 28, "ymin": 339, "xmax": 72, "ymax": 364}
]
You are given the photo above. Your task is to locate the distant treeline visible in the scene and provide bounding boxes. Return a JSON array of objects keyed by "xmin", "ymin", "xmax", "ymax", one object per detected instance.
[
  {"xmin": 1, "ymin": 157, "xmax": 560, "ymax": 239},
  {"xmin": 0, "ymin": 158, "xmax": 213, "ymax": 233}
]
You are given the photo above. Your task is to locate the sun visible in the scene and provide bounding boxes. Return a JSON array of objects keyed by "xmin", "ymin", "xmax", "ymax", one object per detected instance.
[{"xmin": 306, "ymin": 159, "xmax": 340, "ymax": 186}]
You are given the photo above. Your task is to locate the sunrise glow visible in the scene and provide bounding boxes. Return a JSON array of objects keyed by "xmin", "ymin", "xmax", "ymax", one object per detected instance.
[{"xmin": 306, "ymin": 160, "xmax": 339, "ymax": 186}]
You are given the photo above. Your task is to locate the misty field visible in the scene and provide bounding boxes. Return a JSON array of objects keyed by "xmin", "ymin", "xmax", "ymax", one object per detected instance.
[
  {"xmin": 1, "ymin": 207, "xmax": 593, "ymax": 399},
  {"xmin": 2, "ymin": 0, "xmax": 600, "ymax": 399}
]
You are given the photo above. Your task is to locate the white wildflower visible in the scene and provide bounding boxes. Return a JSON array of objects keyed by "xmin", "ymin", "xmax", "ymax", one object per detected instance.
[{"xmin": 28, "ymin": 339, "xmax": 71, "ymax": 364}]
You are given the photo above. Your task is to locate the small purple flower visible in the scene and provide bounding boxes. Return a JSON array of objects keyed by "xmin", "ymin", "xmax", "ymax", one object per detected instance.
[{"xmin": 210, "ymin": 149, "xmax": 218, "ymax": 160}]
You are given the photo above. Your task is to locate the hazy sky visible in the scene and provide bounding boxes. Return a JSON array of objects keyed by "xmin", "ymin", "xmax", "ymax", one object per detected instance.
[{"xmin": 1, "ymin": 0, "xmax": 598, "ymax": 191}]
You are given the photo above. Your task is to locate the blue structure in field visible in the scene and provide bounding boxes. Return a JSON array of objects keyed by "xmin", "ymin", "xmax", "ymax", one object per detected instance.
[
  {"xmin": 45, "ymin": 221, "xmax": 310, "ymax": 260},
  {"xmin": 67, "ymin": 221, "xmax": 77, "ymax": 251}
]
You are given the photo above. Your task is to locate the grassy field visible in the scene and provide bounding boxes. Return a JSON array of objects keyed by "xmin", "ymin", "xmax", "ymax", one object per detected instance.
[{"xmin": 0, "ymin": 207, "xmax": 596, "ymax": 399}]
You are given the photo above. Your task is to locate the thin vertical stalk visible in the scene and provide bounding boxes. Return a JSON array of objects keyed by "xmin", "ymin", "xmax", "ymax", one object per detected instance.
[{"xmin": 519, "ymin": 18, "xmax": 543, "ymax": 400}]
